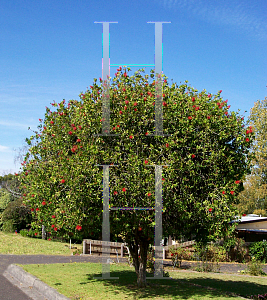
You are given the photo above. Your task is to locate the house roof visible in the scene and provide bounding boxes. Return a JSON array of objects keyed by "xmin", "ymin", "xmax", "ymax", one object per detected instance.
[{"xmin": 231, "ymin": 214, "xmax": 267, "ymax": 224}]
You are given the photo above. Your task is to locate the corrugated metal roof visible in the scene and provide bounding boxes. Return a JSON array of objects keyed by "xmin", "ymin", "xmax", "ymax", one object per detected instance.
[{"xmin": 231, "ymin": 215, "xmax": 267, "ymax": 224}]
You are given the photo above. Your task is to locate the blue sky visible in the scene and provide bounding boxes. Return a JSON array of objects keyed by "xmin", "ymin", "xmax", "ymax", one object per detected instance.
[{"xmin": 0, "ymin": 0, "xmax": 266, "ymax": 175}]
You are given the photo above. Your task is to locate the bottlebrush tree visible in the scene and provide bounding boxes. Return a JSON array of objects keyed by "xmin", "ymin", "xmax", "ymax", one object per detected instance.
[{"xmin": 19, "ymin": 68, "xmax": 254, "ymax": 287}]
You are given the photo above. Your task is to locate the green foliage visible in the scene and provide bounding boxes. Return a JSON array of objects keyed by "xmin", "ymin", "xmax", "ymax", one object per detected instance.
[
  {"xmin": 19, "ymin": 228, "xmax": 40, "ymax": 238},
  {"xmin": 2, "ymin": 219, "xmax": 15, "ymax": 233},
  {"xmin": 18, "ymin": 68, "xmax": 254, "ymax": 286},
  {"xmin": 243, "ymin": 257, "xmax": 267, "ymax": 276},
  {"xmin": 0, "ymin": 188, "xmax": 12, "ymax": 230},
  {"xmin": 170, "ymin": 246, "xmax": 193, "ymax": 267},
  {"xmin": 249, "ymin": 240, "xmax": 267, "ymax": 262},
  {"xmin": 222, "ymin": 236, "xmax": 247, "ymax": 262},
  {"xmin": 237, "ymin": 97, "xmax": 267, "ymax": 215},
  {"xmin": 1, "ymin": 198, "xmax": 32, "ymax": 232}
]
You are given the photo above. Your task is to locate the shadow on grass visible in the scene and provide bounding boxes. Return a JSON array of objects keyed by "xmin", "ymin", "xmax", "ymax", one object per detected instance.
[{"xmin": 78, "ymin": 268, "xmax": 264, "ymax": 299}]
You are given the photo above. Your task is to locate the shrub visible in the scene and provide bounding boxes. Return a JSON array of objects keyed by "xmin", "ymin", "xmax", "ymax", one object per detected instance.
[
  {"xmin": 2, "ymin": 219, "xmax": 15, "ymax": 233},
  {"xmin": 1, "ymin": 198, "xmax": 32, "ymax": 232},
  {"xmin": 19, "ymin": 228, "xmax": 40, "ymax": 238},
  {"xmin": 223, "ymin": 236, "xmax": 247, "ymax": 262},
  {"xmin": 243, "ymin": 257, "xmax": 266, "ymax": 276},
  {"xmin": 249, "ymin": 240, "xmax": 267, "ymax": 263}
]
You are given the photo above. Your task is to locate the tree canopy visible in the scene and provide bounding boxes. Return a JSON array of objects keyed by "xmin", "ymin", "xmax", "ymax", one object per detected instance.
[{"xmin": 18, "ymin": 68, "xmax": 254, "ymax": 287}]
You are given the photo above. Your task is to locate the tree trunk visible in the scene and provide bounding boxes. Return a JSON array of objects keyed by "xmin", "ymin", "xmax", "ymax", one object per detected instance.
[{"xmin": 128, "ymin": 238, "xmax": 149, "ymax": 288}]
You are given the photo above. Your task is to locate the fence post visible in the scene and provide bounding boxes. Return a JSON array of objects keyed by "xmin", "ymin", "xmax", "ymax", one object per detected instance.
[{"xmin": 41, "ymin": 225, "xmax": 46, "ymax": 240}]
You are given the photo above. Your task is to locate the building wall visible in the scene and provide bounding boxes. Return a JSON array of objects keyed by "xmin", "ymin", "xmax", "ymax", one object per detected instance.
[{"xmin": 236, "ymin": 220, "xmax": 267, "ymax": 230}]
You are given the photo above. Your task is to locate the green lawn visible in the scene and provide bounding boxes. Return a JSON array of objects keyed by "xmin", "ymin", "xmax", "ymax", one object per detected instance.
[
  {"xmin": 17, "ymin": 262, "xmax": 250, "ymax": 300},
  {"xmin": 0, "ymin": 231, "xmax": 82, "ymax": 255},
  {"xmin": 2, "ymin": 231, "xmax": 267, "ymax": 299}
]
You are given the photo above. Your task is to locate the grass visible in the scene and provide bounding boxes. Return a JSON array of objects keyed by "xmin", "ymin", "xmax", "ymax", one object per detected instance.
[
  {"xmin": 17, "ymin": 262, "xmax": 249, "ymax": 300},
  {"xmin": 0, "ymin": 231, "xmax": 83, "ymax": 255},
  {"xmin": 2, "ymin": 230, "xmax": 267, "ymax": 299}
]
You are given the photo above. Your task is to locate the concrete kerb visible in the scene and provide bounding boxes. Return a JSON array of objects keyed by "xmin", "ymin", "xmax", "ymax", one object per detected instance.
[{"xmin": 3, "ymin": 264, "xmax": 70, "ymax": 300}]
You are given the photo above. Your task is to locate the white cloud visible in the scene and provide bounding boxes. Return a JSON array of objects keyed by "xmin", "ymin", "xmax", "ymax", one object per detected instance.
[
  {"xmin": 0, "ymin": 145, "xmax": 9, "ymax": 152},
  {"xmin": 156, "ymin": 0, "xmax": 267, "ymax": 41},
  {"xmin": 0, "ymin": 120, "xmax": 35, "ymax": 130}
]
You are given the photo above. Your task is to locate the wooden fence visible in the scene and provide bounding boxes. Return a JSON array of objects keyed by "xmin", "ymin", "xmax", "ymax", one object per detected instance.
[{"xmin": 83, "ymin": 239, "xmax": 195, "ymax": 259}]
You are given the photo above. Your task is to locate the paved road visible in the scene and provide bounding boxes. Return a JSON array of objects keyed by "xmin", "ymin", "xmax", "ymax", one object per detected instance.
[
  {"xmin": 1, "ymin": 254, "xmax": 267, "ymax": 300},
  {"xmin": 0, "ymin": 254, "xmax": 127, "ymax": 300}
]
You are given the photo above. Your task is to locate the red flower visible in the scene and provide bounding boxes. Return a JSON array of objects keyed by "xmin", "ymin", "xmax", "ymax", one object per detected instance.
[
  {"xmin": 171, "ymin": 253, "xmax": 174, "ymax": 256},
  {"xmin": 192, "ymin": 97, "xmax": 195, "ymax": 102},
  {"xmin": 25, "ymin": 172, "xmax": 28, "ymax": 176},
  {"xmin": 48, "ymin": 238, "xmax": 51, "ymax": 241},
  {"xmin": 52, "ymin": 215, "xmax": 56, "ymax": 218},
  {"xmin": 134, "ymin": 102, "xmax": 137, "ymax": 106},
  {"xmin": 61, "ymin": 179, "xmax": 65, "ymax": 183},
  {"xmin": 124, "ymin": 106, "xmax": 127, "ymax": 110},
  {"xmin": 43, "ymin": 126, "xmax": 46, "ymax": 130},
  {"xmin": 122, "ymin": 188, "xmax": 126, "ymax": 192},
  {"xmin": 73, "ymin": 127, "xmax": 77, "ymax": 131},
  {"xmin": 129, "ymin": 135, "xmax": 133, "ymax": 139},
  {"xmin": 51, "ymin": 225, "xmax": 55, "ymax": 228},
  {"xmin": 138, "ymin": 227, "xmax": 142, "ymax": 231},
  {"xmin": 76, "ymin": 225, "xmax": 82, "ymax": 231},
  {"xmin": 163, "ymin": 101, "xmax": 167, "ymax": 107},
  {"xmin": 219, "ymin": 90, "xmax": 222, "ymax": 93},
  {"xmin": 145, "ymin": 132, "xmax": 149, "ymax": 136},
  {"xmin": 42, "ymin": 201, "xmax": 46, "ymax": 205},
  {"xmin": 207, "ymin": 116, "xmax": 211, "ymax": 119},
  {"xmin": 125, "ymin": 100, "xmax": 129, "ymax": 105},
  {"xmin": 242, "ymin": 214, "xmax": 246, "ymax": 216},
  {"xmin": 145, "ymin": 160, "xmax": 148, "ymax": 164},
  {"xmin": 77, "ymin": 139, "xmax": 81, "ymax": 142},
  {"xmin": 99, "ymin": 77, "xmax": 102, "ymax": 82},
  {"xmin": 124, "ymin": 72, "xmax": 127, "ymax": 77},
  {"xmin": 31, "ymin": 208, "xmax": 34, "ymax": 212},
  {"xmin": 188, "ymin": 116, "xmax": 192, "ymax": 120},
  {"xmin": 68, "ymin": 131, "xmax": 72, "ymax": 135},
  {"xmin": 114, "ymin": 191, "xmax": 118, "ymax": 195},
  {"xmin": 119, "ymin": 111, "xmax": 122, "ymax": 115},
  {"xmin": 23, "ymin": 193, "xmax": 26, "ymax": 197},
  {"xmin": 144, "ymin": 97, "xmax": 147, "ymax": 101},
  {"xmin": 230, "ymin": 191, "xmax": 234, "ymax": 195},
  {"xmin": 162, "ymin": 94, "xmax": 165, "ymax": 97},
  {"xmin": 39, "ymin": 119, "xmax": 42, "ymax": 121},
  {"xmin": 147, "ymin": 91, "xmax": 152, "ymax": 96},
  {"xmin": 195, "ymin": 107, "xmax": 199, "ymax": 111},
  {"xmin": 245, "ymin": 138, "xmax": 249, "ymax": 142},
  {"xmin": 222, "ymin": 191, "xmax": 226, "ymax": 195},
  {"xmin": 148, "ymin": 193, "xmax": 152, "ymax": 197},
  {"xmin": 78, "ymin": 125, "xmax": 82, "ymax": 129},
  {"xmin": 50, "ymin": 121, "xmax": 54, "ymax": 124},
  {"xmin": 35, "ymin": 233, "xmax": 38, "ymax": 236},
  {"xmin": 191, "ymin": 154, "xmax": 196, "ymax": 158},
  {"xmin": 166, "ymin": 143, "xmax": 169, "ymax": 147},
  {"xmin": 54, "ymin": 227, "xmax": 58, "ymax": 231},
  {"xmin": 134, "ymin": 108, "xmax": 137, "ymax": 111},
  {"xmin": 209, "ymin": 208, "xmax": 213, "ymax": 212},
  {"xmin": 208, "ymin": 94, "xmax": 211, "ymax": 98},
  {"xmin": 36, "ymin": 208, "xmax": 40, "ymax": 211},
  {"xmin": 164, "ymin": 79, "xmax": 167, "ymax": 83},
  {"xmin": 235, "ymin": 180, "xmax": 240, "ymax": 184}
]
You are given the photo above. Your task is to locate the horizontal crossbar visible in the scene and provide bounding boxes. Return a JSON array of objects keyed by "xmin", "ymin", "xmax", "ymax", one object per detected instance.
[
  {"xmin": 110, "ymin": 64, "xmax": 155, "ymax": 67},
  {"xmin": 110, "ymin": 207, "xmax": 164, "ymax": 211}
]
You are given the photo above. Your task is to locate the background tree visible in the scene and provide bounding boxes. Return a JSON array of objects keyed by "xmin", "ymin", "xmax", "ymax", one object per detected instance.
[
  {"xmin": 19, "ymin": 68, "xmax": 254, "ymax": 287},
  {"xmin": 236, "ymin": 97, "xmax": 267, "ymax": 216}
]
